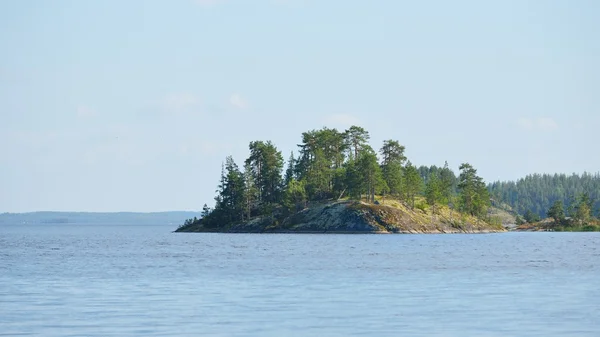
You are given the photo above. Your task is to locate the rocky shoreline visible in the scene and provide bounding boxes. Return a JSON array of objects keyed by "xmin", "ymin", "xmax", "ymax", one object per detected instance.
[{"xmin": 175, "ymin": 200, "xmax": 506, "ymax": 234}]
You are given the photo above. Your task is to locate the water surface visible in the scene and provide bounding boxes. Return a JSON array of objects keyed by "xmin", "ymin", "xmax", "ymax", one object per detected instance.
[{"xmin": 1, "ymin": 224, "xmax": 599, "ymax": 336}]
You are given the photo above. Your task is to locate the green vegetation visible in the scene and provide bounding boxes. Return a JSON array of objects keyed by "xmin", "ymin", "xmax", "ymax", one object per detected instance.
[
  {"xmin": 489, "ymin": 173, "xmax": 600, "ymax": 218},
  {"xmin": 457, "ymin": 163, "xmax": 490, "ymax": 217},
  {"xmin": 490, "ymin": 174, "xmax": 600, "ymax": 232},
  {"xmin": 177, "ymin": 125, "xmax": 502, "ymax": 233},
  {"xmin": 546, "ymin": 194, "xmax": 599, "ymax": 231}
]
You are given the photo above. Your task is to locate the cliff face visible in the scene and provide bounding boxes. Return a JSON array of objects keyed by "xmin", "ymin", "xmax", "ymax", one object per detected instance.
[{"xmin": 176, "ymin": 200, "xmax": 506, "ymax": 234}]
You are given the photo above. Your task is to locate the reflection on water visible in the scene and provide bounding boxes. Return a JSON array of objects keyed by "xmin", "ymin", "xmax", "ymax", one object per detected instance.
[{"xmin": 1, "ymin": 224, "xmax": 599, "ymax": 336}]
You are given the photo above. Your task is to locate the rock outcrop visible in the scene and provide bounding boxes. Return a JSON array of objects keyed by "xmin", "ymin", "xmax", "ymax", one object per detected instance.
[{"xmin": 176, "ymin": 200, "xmax": 506, "ymax": 234}]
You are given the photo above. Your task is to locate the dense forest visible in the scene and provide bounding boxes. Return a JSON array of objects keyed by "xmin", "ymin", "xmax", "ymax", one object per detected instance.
[
  {"xmin": 488, "ymin": 173, "xmax": 600, "ymax": 230},
  {"xmin": 182, "ymin": 125, "xmax": 492, "ymax": 230},
  {"xmin": 489, "ymin": 173, "xmax": 600, "ymax": 218}
]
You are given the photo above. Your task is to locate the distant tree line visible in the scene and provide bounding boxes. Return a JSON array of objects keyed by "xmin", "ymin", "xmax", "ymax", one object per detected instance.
[
  {"xmin": 184, "ymin": 125, "xmax": 491, "ymax": 229},
  {"xmin": 488, "ymin": 173, "xmax": 600, "ymax": 218}
]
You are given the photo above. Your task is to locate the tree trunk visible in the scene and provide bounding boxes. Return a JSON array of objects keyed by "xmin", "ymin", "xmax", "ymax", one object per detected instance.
[{"xmin": 337, "ymin": 188, "xmax": 346, "ymax": 200}]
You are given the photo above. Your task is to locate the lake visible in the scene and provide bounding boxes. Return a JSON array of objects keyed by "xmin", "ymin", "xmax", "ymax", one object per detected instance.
[{"xmin": 1, "ymin": 224, "xmax": 599, "ymax": 336}]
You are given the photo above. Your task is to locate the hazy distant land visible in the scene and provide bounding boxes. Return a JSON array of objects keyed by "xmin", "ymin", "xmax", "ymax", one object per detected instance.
[{"xmin": 0, "ymin": 211, "xmax": 201, "ymax": 226}]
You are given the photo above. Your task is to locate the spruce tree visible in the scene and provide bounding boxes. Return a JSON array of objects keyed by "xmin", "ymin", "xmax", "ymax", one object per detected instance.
[{"xmin": 547, "ymin": 200, "xmax": 565, "ymax": 225}]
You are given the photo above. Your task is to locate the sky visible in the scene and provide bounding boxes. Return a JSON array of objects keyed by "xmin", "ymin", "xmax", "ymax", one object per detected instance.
[{"xmin": 1, "ymin": 0, "xmax": 598, "ymax": 212}]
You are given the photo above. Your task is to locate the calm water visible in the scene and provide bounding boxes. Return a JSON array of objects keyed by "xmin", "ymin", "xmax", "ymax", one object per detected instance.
[{"xmin": 1, "ymin": 224, "xmax": 599, "ymax": 336}]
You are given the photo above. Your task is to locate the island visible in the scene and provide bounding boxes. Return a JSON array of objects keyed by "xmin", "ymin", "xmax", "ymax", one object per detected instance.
[
  {"xmin": 176, "ymin": 125, "xmax": 513, "ymax": 234},
  {"xmin": 176, "ymin": 125, "xmax": 599, "ymax": 233},
  {"xmin": 176, "ymin": 198, "xmax": 507, "ymax": 233}
]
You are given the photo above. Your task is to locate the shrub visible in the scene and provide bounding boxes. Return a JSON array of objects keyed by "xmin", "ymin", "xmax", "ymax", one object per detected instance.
[
  {"xmin": 581, "ymin": 224, "xmax": 600, "ymax": 232},
  {"xmin": 415, "ymin": 201, "xmax": 427, "ymax": 213}
]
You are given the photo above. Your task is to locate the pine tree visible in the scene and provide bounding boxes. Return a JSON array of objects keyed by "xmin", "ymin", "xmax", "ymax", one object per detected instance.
[
  {"xmin": 404, "ymin": 161, "xmax": 422, "ymax": 209},
  {"xmin": 310, "ymin": 148, "xmax": 333, "ymax": 199},
  {"xmin": 458, "ymin": 163, "xmax": 489, "ymax": 217},
  {"xmin": 380, "ymin": 140, "xmax": 406, "ymax": 166},
  {"xmin": 380, "ymin": 140, "xmax": 406, "ymax": 198},
  {"xmin": 344, "ymin": 125, "xmax": 370, "ymax": 160},
  {"xmin": 245, "ymin": 141, "xmax": 284, "ymax": 206},
  {"xmin": 356, "ymin": 147, "xmax": 386, "ymax": 203},
  {"xmin": 344, "ymin": 159, "xmax": 362, "ymax": 200},
  {"xmin": 382, "ymin": 161, "xmax": 403, "ymax": 197}
]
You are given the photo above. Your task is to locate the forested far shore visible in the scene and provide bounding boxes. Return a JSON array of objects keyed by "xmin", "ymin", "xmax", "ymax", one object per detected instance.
[
  {"xmin": 178, "ymin": 125, "xmax": 500, "ymax": 232},
  {"xmin": 489, "ymin": 173, "xmax": 600, "ymax": 231},
  {"xmin": 489, "ymin": 173, "xmax": 600, "ymax": 218}
]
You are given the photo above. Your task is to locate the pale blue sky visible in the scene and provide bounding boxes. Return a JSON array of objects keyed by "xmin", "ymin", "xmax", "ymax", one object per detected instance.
[{"xmin": 1, "ymin": 0, "xmax": 598, "ymax": 212}]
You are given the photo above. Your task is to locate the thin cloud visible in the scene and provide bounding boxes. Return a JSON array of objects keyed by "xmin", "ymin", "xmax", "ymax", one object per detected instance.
[
  {"xmin": 229, "ymin": 93, "xmax": 248, "ymax": 110},
  {"xmin": 517, "ymin": 117, "xmax": 558, "ymax": 132},
  {"xmin": 322, "ymin": 113, "xmax": 361, "ymax": 128},
  {"xmin": 76, "ymin": 105, "xmax": 96, "ymax": 118},
  {"xmin": 161, "ymin": 92, "xmax": 200, "ymax": 115}
]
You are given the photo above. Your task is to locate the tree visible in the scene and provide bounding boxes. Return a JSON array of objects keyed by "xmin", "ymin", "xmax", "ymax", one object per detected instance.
[
  {"xmin": 344, "ymin": 125, "xmax": 370, "ymax": 160},
  {"xmin": 295, "ymin": 128, "xmax": 347, "ymax": 200},
  {"xmin": 487, "ymin": 172, "xmax": 600, "ymax": 218},
  {"xmin": 283, "ymin": 179, "xmax": 307, "ymax": 212},
  {"xmin": 201, "ymin": 204, "xmax": 211, "ymax": 219},
  {"xmin": 566, "ymin": 194, "xmax": 576, "ymax": 219},
  {"xmin": 547, "ymin": 200, "xmax": 565, "ymax": 225},
  {"xmin": 439, "ymin": 161, "xmax": 456, "ymax": 204},
  {"xmin": 332, "ymin": 167, "xmax": 347, "ymax": 199},
  {"xmin": 219, "ymin": 156, "xmax": 245, "ymax": 222},
  {"xmin": 425, "ymin": 172, "xmax": 443, "ymax": 214},
  {"xmin": 356, "ymin": 147, "xmax": 386, "ymax": 203},
  {"xmin": 303, "ymin": 148, "xmax": 330, "ymax": 200},
  {"xmin": 319, "ymin": 127, "xmax": 346, "ymax": 169},
  {"xmin": 457, "ymin": 163, "xmax": 489, "ymax": 217},
  {"xmin": 284, "ymin": 152, "xmax": 295, "ymax": 186},
  {"xmin": 243, "ymin": 162, "xmax": 258, "ymax": 220},
  {"xmin": 574, "ymin": 193, "xmax": 592, "ymax": 224},
  {"xmin": 380, "ymin": 140, "xmax": 406, "ymax": 198},
  {"xmin": 382, "ymin": 161, "xmax": 403, "ymax": 197},
  {"xmin": 524, "ymin": 209, "xmax": 540, "ymax": 223},
  {"xmin": 404, "ymin": 161, "xmax": 422, "ymax": 209},
  {"xmin": 380, "ymin": 140, "xmax": 406, "ymax": 167},
  {"xmin": 245, "ymin": 141, "xmax": 284, "ymax": 206},
  {"xmin": 344, "ymin": 159, "xmax": 362, "ymax": 200},
  {"xmin": 203, "ymin": 156, "xmax": 246, "ymax": 228}
]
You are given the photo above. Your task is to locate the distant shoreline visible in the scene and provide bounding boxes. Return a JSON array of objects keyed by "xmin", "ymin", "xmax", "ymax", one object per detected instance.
[{"xmin": 0, "ymin": 211, "xmax": 201, "ymax": 226}]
